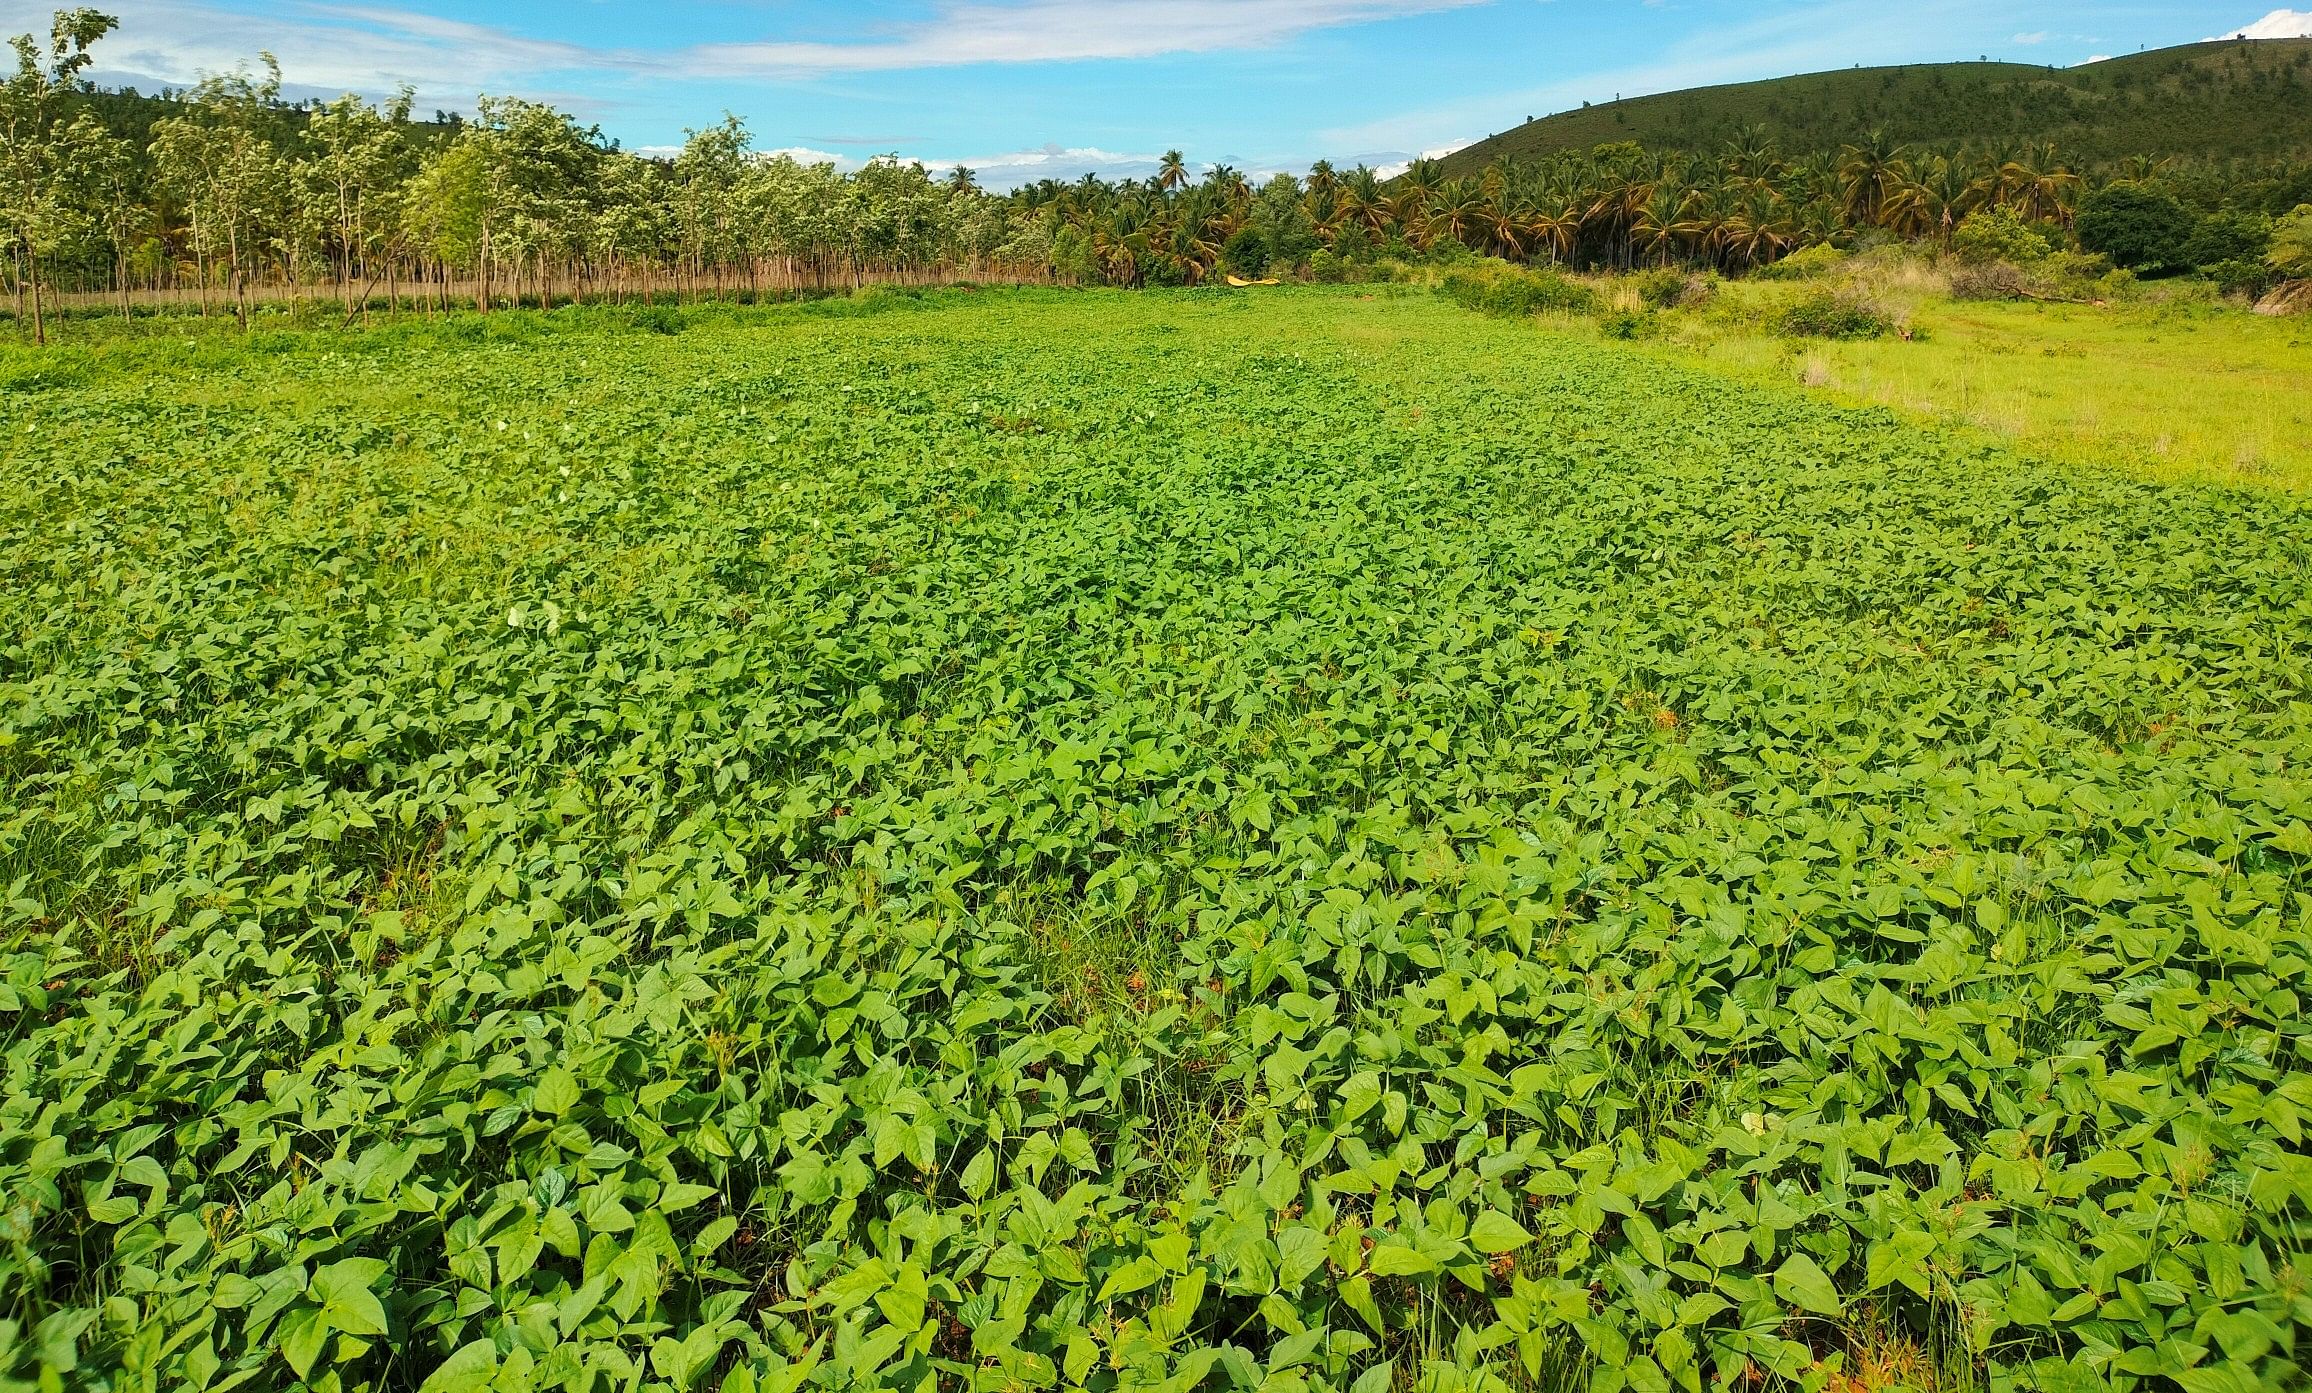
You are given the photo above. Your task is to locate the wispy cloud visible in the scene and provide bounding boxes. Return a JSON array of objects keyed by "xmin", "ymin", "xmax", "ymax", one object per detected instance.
[
  {"xmin": 3, "ymin": 0, "xmax": 603, "ymax": 111},
  {"xmin": 933, "ymin": 143, "xmax": 1167, "ymax": 187},
  {"xmin": 1370, "ymin": 142, "xmax": 1476, "ymax": 179},
  {"xmin": 2208, "ymin": 9, "xmax": 2312, "ymax": 40},
  {"xmin": 9, "ymin": 0, "xmax": 1495, "ymax": 97},
  {"xmin": 688, "ymin": 0, "xmax": 1492, "ymax": 75}
]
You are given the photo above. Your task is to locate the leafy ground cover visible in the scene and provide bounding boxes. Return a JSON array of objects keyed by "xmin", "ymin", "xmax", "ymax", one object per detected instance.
[{"xmin": 2, "ymin": 288, "xmax": 2310, "ymax": 1393}]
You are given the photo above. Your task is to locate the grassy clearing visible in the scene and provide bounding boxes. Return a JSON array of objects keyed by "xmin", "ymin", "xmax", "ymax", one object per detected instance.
[
  {"xmin": 1596, "ymin": 275, "xmax": 2312, "ymax": 489},
  {"xmin": 2, "ymin": 288, "xmax": 2310, "ymax": 1393}
]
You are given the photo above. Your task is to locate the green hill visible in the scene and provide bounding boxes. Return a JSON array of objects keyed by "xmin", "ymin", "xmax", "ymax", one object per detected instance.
[{"xmin": 1441, "ymin": 39, "xmax": 2312, "ymax": 172}]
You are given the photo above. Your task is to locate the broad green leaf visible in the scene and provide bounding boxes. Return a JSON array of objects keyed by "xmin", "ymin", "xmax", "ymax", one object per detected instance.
[
  {"xmin": 1773, "ymin": 1254, "xmax": 1842, "ymax": 1316},
  {"xmin": 418, "ymin": 1341, "xmax": 500, "ymax": 1393},
  {"xmin": 1469, "ymin": 1210, "xmax": 1535, "ymax": 1254}
]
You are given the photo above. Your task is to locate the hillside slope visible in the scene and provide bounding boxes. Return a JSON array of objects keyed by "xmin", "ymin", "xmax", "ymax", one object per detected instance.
[{"xmin": 1442, "ymin": 39, "xmax": 2312, "ymax": 171}]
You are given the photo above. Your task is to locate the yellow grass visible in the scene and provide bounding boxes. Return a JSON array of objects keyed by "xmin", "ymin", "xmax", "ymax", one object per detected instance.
[{"xmin": 1633, "ymin": 288, "xmax": 2312, "ymax": 490}]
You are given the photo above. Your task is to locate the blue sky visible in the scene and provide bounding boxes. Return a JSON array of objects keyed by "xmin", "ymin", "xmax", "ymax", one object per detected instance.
[{"xmin": 15, "ymin": 1, "xmax": 2312, "ymax": 184}]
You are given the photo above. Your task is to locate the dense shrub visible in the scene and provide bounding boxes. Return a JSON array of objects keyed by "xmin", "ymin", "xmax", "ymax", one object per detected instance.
[
  {"xmin": 1952, "ymin": 206, "xmax": 2054, "ymax": 265},
  {"xmin": 2183, "ymin": 210, "xmax": 2273, "ymax": 270},
  {"xmin": 2041, "ymin": 248, "xmax": 2113, "ymax": 281},
  {"xmin": 2076, "ymin": 183, "xmax": 2197, "ymax": 273},
  {"xmin": 1437, "ymin": 262, "xmax": 1596, "ymax": 316},
  {"xmin": 1142, "ymin": 256, "xmax": 1190, "ymax": 288},
  {"xmin": 1221, "ymin": 227, "xmax": 1272, "ymax": 278},
  {"xmin": 1775, "ymin": 290, "xmax": 1895, "ymax": 339},
  {"xmin": 626, "ymin": 304, "xmax": 686, "ymax": 335},
  {"xmin": 1631, "ymin": 267, "xmax": 1714, "ymax": 309},
  {"xmin": 1307, "ymin": 249, "xmax": 1379, "ymax": 285},
  {"xmin": 1597, "ymin": 308, "xmax": 1656, "ymax": 339},
  {"xmin": 1755, "ymin": 243, "xmax": 1845, "ymax": 280},
  {"xmin": 2208, "ymin": 257, "xmax": 2277, "ymax": 298}
]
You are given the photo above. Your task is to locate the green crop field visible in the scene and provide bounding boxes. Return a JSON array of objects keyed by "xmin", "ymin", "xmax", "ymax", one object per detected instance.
[{"xmin": 3, "ymin": 289, "xmax": 2310, "ymax": 1393}]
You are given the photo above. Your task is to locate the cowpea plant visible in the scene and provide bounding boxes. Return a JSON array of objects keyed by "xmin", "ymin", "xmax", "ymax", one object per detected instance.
[{"xmin": 0, "ymin": 290, "xmax": 2308, "ymax": 1393}]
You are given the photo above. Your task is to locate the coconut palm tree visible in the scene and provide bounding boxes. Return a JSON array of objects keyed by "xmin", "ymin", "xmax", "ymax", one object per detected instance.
[
  {"xmin": 1091, "ymin": 202, "xmax": 1151, "ymax": 286},
  {"xmin": 1631, "ymin": 182, "xmax": 1688, "ymax": 266},
  {"xmin": 1907, "ymin": 154, "xmax": 1979, "ymax": 246},
  {"xmin": 1424, "ymin": 178, "xmax": 1485, "ymax": 250},
  {"xmin": 1722, "ymin": 125, "xmax": 1783, "ymax": 186},
  {"xmin": 1586, "ymin": 167, "xmax": 1654, "ymax": 269},
  {"xmin": 1157, "ymin": 150, "xmax": 1188, "ymax": 194},
  {"xmin": 1338, "ymin": 166, "xmax": 1391, "ymax": 239},
  {"xmin": 1479, "ymin": 197, "xmax": 1529, "ymax": 260},
  {"xmin": 1203, "ymin": 164, "xmax": 1249, "ymax": 206},
  {"xmin": 1528, "ymin": 201, "xmax": 1580, "ymax": 265},
  {"xmin": 1998, "ymin": 144, "xmax": 2082, "ymax": 225},
  {"xmin": 1671, "ymin": 186, "xmax": 1727, "ymax": 267},
  {"xmin": 1838, "ymin": 129, "xmax": 1910, "ymax": 228},
  {"xmin": 1393, "ymin": 157, "xmax": 1444, "ymax": 231}
]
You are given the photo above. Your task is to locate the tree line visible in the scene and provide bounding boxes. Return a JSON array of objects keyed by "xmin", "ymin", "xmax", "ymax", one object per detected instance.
[
  {"xmin": 2, "ymin": 11, "xmax": 1040, "ymax": 343},
  {"xmin": 1023, "ymin": 135, "xmax": 2305, "ymax": 292},
  {"xmin": 6, "ymin": 7, "xmax": 2309, "ymax": 343}
]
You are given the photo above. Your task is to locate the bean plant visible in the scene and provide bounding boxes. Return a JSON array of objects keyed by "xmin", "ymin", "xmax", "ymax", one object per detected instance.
[{"xmin": 0, "ymin": 290, "xmax": 2308, "ymax": 1393}]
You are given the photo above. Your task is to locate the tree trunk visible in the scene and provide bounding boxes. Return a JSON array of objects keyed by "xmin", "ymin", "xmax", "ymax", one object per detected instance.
[
  {"xmin": 29, "ymin": 254, "xmax": 46, "ymax": 348},
  {"xmin": 227, "ymin": 223, "xmax": 248, "ymax": 331}
]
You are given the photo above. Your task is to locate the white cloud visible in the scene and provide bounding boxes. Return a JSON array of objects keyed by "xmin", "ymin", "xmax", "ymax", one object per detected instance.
[
  {"xmin": 688, "ymin": 0, "xmax": 1491, "ymax": 75},
  {"xmin": 1370, "ymin": 141, "xmax": 1474, "ymax": 178},
  {"xmin": 931, "ymin": 145, "xmax": 1167, "ymax": 189},
  {"xmin": 761, "ymin": 146, "xmax": 867, "ymax": 170},
  {"xmin": 4, "ymin": 0, "xmax": 1496, "ymax": 122},
  {"xmin": 951, "ymin": 143, "xmax": 1155, "ymax": 172},
  {"xmin": 1, "ymin": 0, "xmax": 602, "ymax": 114},
  {"xmin": 2208, "ymin": 9, "xmax": 2312, "ymax": 40},
  {"xmin": 2012, "ymin": 31, "xmax": 2047, "ymax": 44},
  {"xmin": 904, "ymin": 144, "xmax": 1350, "ymax": 190}
]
